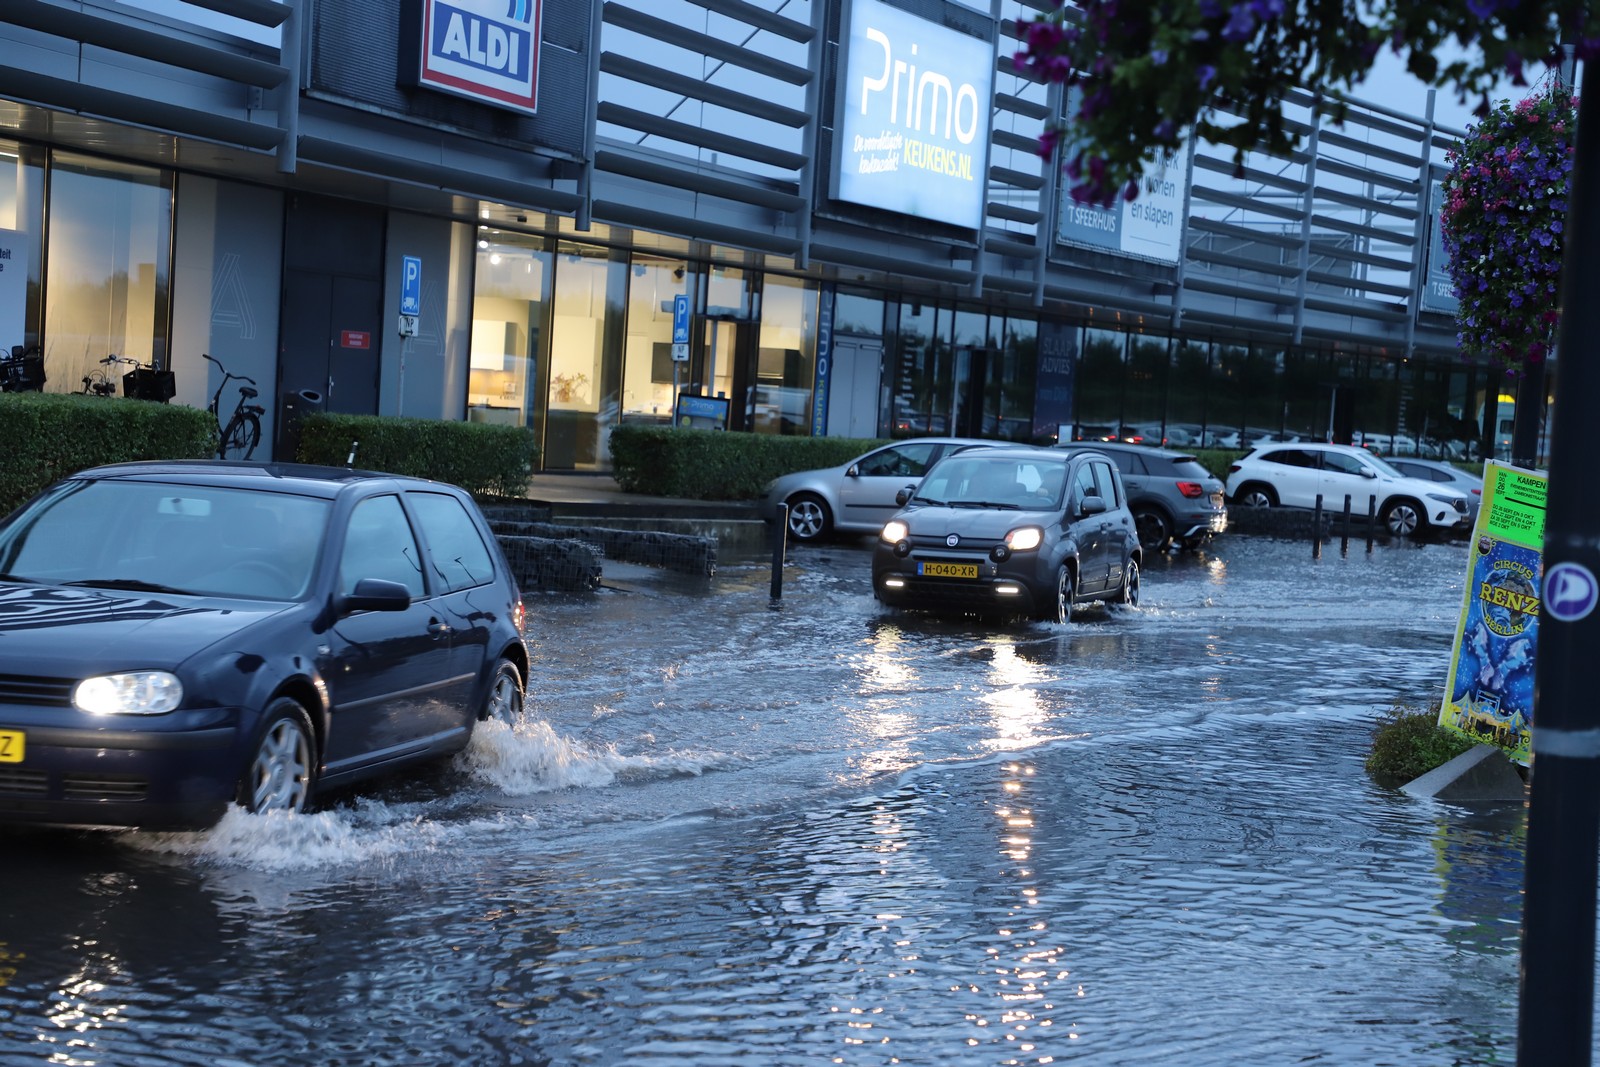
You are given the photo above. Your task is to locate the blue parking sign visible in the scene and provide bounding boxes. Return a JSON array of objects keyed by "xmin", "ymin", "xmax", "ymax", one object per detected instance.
[
  {"xmin": 672, "ymin": 294, "xmax": 690, "ymax": 345},
  {"xmin": 401, "ymin": 255, "xmax": 422, "ymax": 316}
]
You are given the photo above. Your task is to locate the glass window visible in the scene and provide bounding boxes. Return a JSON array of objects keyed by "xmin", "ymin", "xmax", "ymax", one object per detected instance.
[
  {"xmin": 1322, "ymin": 451, "xmax": 1368, "ymax": 476},
  {"xmin": 857, "ymin": 442, "xmax": 937, "ymax": 477},
  {"xmin": 834, "ymin": 290, "xmax": 885, "ymax": 335},
  {"xmin": 1076, "ymin": 328, "xmax": 1124, "ymax": 440},
  {"xmin": 1001, "ymin": 316, "xmax": 1038, "ymax": 442},
  {"xmin": 470, "ymin": 230, "xmax": 550, "ymax": 432},
  {"xmin": 44, "ymin": 153, "xmax": 171, "ymax": 394},
  {"xmin": 340, "ymin": 495, "xmax": 424, "ymax": 598},
  {"xmin": 0, "ymin": 141, "xmax": 44, "ymax": 355},
  {"xmin": 546, "ymin": 244, "xmax": 626, "ymax": 469},
  {"xmin": 1092, "ymin": 461, "xmax": 1120, "ymax": 506},
  {"xmin": 409, "ymin": 492, "xmax": 495, "ymax": 592},
  {"xmin": 754, "ymin": 275, "xmax": 817, "ymax": 436},
  {"xmin": 889, "ymin": 302, "xmax": 952, "ymax": 437},
  {"xmin": 1123, "ymin": 335, "xmax": 1170, "ymax": 442},
  {"xmin": 1073, "ymin": 462, "xmax": 1098, "ymax": 504},
  {"xmin": 620, "ymin": 254, "xmax": 689, "ymax": 424}
]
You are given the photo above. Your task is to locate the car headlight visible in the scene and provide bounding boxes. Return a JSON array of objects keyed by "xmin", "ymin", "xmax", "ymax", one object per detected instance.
[
  {"xmin": 74, "ymin": 671, "xmax": 184, "ymax": 715},
  {"xmin": 1427, "ymin": 492, "xmax": 1467, "ymax": 513},
  {"xmin": 881, "ymin": 520, "xmax": 909, "ymax": 544},
  {"xmin": 1006, "ymin": 526, "xmax": 1044, "ymax": 551}
]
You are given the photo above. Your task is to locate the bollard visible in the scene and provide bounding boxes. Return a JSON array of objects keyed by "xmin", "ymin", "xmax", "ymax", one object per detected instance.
[
  {"xmin": 1340, "ymin": 494, "xmax": 1352, "ymax": 556},
  {"xmin": 770, "ymin": 504, "xmax": 788, "ymax": 599},
  {"xmin": 1312, "ymin": 494, "xmax": 1323, "ymax": 559},
  {"xmin": 1366, "ymin": 494, "xmax": 1377, "ymax": 553}
]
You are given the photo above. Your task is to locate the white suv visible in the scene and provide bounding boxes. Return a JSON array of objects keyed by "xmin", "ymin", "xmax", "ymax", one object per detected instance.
[{"xmin": 1225, "ymin": 442, "xmax": 1470, "ymax": 538}]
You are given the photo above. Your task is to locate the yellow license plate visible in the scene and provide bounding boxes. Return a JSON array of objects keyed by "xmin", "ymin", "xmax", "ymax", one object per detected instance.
[
  {"xmin": 919, "ymin": 562, "xmax": 978, "ymax": 579},
  {"xmin": 0, "ymin": 730, "xmax": 22, "ymax": 763}
]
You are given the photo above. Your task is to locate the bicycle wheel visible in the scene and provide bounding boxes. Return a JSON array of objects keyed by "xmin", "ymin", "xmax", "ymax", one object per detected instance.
[{"xmin": 220, "ymin": 413, "xmax": 261, "ymax": 459}]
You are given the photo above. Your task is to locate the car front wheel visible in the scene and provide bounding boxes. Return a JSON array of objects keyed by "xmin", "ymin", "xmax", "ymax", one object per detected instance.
[
  {"xmin": 480, "ymin": 658, "xmax": 525, "ymax": 724},
  {"xmin": 1382, "ymin": 498, "xmax": 1425, "ymax": 538},
  {"xmin": 1116, "ymin": 558, "xmax": 1141, "ymax": 608},
  {"xmin": 785, "ymin": 492, "xmax": 832, "ymax": 542},
  {"xmin": 1039, "ymin": 564, "xmax": 1075, "ymax": 624},
  {"xmin": 239, "ymin": 698, "xmax": 316, "ymax": 815}
]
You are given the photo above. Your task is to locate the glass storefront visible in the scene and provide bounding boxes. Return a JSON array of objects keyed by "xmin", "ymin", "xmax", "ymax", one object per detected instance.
[
  {"xmin": 620, "ymin": 254, "xmax": 691, "ymax": 425},
  {"xmin": 469, "ymin": 230, "xmax": 550, "ymax": 431},
  {"xmin": 754, "ymin": 275, "xmax": 817, "ymax": 436},
  {"xmin": 546, "ymin": 244, "xmax": 625, "ymax": 469},
  {"xmin": 0, "ymin": 142, "xmax": 44, "ymax": 356},
  {"xmin": 44, "ymin": 153, "xmax": 171, "ymax": 394}
]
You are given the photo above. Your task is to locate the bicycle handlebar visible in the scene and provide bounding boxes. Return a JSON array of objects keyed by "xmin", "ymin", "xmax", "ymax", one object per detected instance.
[{"xmin": 201, "ymin": 352, "xmax": 257, "ymax": 386}]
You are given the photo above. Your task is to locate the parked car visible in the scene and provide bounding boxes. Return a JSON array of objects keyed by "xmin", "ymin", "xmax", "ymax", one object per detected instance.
[
  {"xmin": 762, "ymin": 437, "xmax": 1000, "ymax": 543},
  {"xmin": 1225, "ymin": 442, "xmax": 1471, "ymax": 538},
  {"xmin": 1056, "ymin": 441, "xmax": 1228, "ymax": 551},
  {"xmin": 0, "ymin": 460, "xmax": 529, "ymax": 830},
  {"xmin": 872, "ymin": 446, "xmax": 1141, "ymax": 623},
  {"xmin": 1384, "ymin": 457, "xmax": 1484, "ymax": 525}
]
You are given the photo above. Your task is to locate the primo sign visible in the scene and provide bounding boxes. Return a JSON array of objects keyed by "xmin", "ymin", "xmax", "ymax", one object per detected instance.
[{"xmin": 416, "ymin": 0, "xmax": 542, "ymax": 116}]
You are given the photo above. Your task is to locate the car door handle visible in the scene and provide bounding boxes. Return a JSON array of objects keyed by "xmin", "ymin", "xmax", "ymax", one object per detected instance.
[{"xmin": 428, "ymin": 619, "xmax": 451, "ymax": 637}]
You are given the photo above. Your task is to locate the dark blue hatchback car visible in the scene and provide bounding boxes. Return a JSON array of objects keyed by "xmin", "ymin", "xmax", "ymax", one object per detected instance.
[{"xmin": 0, "ymin": 460, "xmax": 529, "ymax": 830}]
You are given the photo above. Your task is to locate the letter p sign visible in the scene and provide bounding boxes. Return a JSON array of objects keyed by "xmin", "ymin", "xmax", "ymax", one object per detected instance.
[{"xmin": 401, "ymin": 255, "xmax": 423, "ymax": 317}]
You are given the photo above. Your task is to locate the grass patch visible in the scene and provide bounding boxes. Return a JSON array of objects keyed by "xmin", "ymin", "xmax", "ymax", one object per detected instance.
[{"xmin": 1366, "ymin": 703, "xmax": 1478, "ymax": 788}]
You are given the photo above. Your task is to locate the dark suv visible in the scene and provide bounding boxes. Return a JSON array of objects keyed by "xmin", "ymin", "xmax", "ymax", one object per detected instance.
[{"xmin": 1056, "ymin": 441, "xmax": 1228, "ymax": 551}]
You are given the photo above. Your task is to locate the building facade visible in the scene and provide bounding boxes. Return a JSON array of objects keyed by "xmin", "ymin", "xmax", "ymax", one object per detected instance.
[{"xmin": 0, "ymin": 0, "xmax": 1548, "ymax": 470}]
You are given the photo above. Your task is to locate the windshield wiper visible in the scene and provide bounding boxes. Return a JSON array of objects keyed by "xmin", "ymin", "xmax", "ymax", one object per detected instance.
[
  {"xmin": 912, "ymin": 496, "xmax": 947, "ymax": 506},
  {"xmin": 64, "ymin": 578, "xmax": 193, "ymax": 595},
  {"xmin": 950, "ymin": 500, "xmax": 1020, "ymax": 510}
]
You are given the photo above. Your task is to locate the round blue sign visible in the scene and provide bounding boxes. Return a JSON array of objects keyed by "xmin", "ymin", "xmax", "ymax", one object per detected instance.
[{"xmin": 1544, "ymin": 561, "xmax": 1600, "ymax": 622}]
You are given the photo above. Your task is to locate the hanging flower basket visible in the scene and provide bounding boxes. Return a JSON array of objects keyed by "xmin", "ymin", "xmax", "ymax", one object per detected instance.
[{"xmin": 1439, "ymin": 83, "xmax": 1577, "ymax": 378}]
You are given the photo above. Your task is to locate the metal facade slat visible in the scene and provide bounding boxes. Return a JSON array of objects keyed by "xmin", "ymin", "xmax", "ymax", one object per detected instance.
[
  {"xmin": 1186, "ymin": 246, "xmax": 1301, "ymax": 277},
  {"xmin": 186, "ymin": 0, "xmax": 290, "ymax": 27},
  {"xmin": 1315, "ymin": 155, "xmax": 1418, "ymax": 195},
  {"xmin": 680, "ymin": 0, "xmax": 813, "ymax": 43},
  {"xmin": 1187, "ymin": 217, "xmax": 1303, "ymax": 249},
  {"xmin": 594, "ymin": 149, "xmax": 804, "ymax": 211},
  {"xmin": 987, "ymin": 202, "xmax": 1043, "ymax": 225},
  {"xmin": 1188, "ymin": 185, "xmax": 1303, "ymax": 222},
  {"xmin": 3, "ymin": 1, "xmax": 289, "ymax": 87},
  {"xmin": 1191, "ymin": 154, "xmax": 1308, "ymax": 195},
  {"xmin": 593, "ymin": 199, "xmax": 804, "ymax": 254},
  {"xmin": 1306, "ymin": 269, "xmax": 1412, "ymax": 297},
  {"xmin": 989, "ymin": 166, "xmax": 1043, "ymax": 190},
  {"xmin": 1317, "ymin": 126, "xmax": 1429, "ymax": 169},
  {"xmin": 992, "ymin": 129, "xmax": 1041, "ymax": 154},
  {"xmin": 600, "ymin": 52, "xmax": 809, "ymax": 128},
  {"xmin": 0, "ymin": 66, "xmax": 281, "ymax": 148},
  {"xmin": 602, "ymin": 5, "xmax": 810, "ymax": 86},
  {"xmin": 1310, "ymin": 212, "xmax": 1416, "ymax": 246},
  {"xmin": 994, "ymin": 91, "xmax": 1050, "ymax": 121},
  {"xmin": 596, "ymin": 103, "xmax": 808, "ymax": 171},
  {"xmin": 1313, "ymin": 184, "xmax": 1419, "ymax": 221},
  {"xmin": 298, "ymin": 136, "xmax": 585, "ymax": 213}
]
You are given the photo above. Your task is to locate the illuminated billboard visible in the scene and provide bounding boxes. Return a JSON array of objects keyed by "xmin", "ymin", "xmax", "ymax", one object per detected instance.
[{"xmin": 834, "ymin": 0, "xmax": 995, "ymax": 230}]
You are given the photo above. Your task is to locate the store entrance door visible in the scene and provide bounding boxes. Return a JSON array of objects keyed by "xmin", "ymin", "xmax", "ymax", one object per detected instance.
[
  {"xmin": 697, "ymin": 314, "xmax": 758, "ymax": 432},
  {"xmin": 280, "ymin": 196, "xmax": 383, "ymax": 420}
]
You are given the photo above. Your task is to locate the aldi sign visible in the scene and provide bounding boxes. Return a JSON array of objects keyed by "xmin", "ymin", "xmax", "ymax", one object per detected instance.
[{"xmin": 417, "ymin": 0, "xmax": 542, "ymax": 116}]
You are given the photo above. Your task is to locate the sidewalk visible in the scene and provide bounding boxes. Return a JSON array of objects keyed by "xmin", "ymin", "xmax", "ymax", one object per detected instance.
[{"xmin": 522, "ymin": 471, "xmax": 771, "ymax": 557}]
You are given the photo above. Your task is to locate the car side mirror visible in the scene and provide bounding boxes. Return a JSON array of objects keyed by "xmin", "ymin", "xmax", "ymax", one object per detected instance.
[
  {"xmin": 846, "ymin": 464, "xmax": 860, "ymax": 478},
  {"xmin": 337, "ymin": 577, "xmax": 412, "ymax": 616},
  {"xmin": 1079, "ymin": 496, "xmax": 1108, "ymax": 518},
  {"xmin": 896, "ymin": 485, "xmax": 917, "ymax": 506},
  {"xmin": 1361, "ymin": 469, "xmax": 1378, "ymax": 479}
]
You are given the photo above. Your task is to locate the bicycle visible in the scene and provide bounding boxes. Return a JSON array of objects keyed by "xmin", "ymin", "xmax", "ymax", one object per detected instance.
[
  {"xmin": 81, "ymin": 354, "xmax": 136, "ymax": 397},
  {"xmin": 203, "ymin": 353, "xmax": 264, "ymax": 460}
]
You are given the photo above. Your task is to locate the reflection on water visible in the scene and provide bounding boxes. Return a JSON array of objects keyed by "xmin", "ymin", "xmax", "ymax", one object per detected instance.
[{"xmin": 2, "ymin": 537, "xmax": 1546, "ymax": 1065}]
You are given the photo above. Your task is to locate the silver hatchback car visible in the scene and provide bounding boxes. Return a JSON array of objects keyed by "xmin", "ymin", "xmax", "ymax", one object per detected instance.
[{"xmin": 762, "ymin": 437, "xmax": 1000, "ymax": 543}]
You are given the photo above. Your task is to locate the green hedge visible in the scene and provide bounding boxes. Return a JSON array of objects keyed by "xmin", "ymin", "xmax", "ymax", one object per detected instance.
[
  {"xmin": 0, "ymin": 393, "xmax": 215, "ymax": 515},
  {"xmin": 1366, "ymin": 704, "xmax": 1477, "ymax": 788},
  {"xmin": 295, "ymin": 412, "xmax": 539, "ymax": 498},
  {"xmin": 609, "ymin": 425, "xmax": 891, "ymax": 500}
]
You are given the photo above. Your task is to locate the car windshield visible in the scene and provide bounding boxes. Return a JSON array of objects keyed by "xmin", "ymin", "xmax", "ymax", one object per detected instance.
[
  {"xmin": 915, "ymin": 455, "xmax": 1066, "ymax": 510},
  {"xmin": 0, "ymin": 479, "xmax": 331, "ymax": 600}
]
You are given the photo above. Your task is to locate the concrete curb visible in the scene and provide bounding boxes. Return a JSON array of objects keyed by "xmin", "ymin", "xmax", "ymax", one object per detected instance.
[{"xmin": 1401, "ymin": 744, "xmax": 1528, "ymax": 802}]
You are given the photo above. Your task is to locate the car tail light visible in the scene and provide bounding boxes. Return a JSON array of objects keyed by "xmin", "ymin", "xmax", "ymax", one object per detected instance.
[
  {"xmin": 1227, "ymin": 463, "xmax": 1241, "ymax": 474},
  {"xmin": 1177, "ymin": 481, "xmax": 1205, "ymax": 498},
  {"xmin": 513, "ymin": 598, "xmax": 526, "ymax": 634}
]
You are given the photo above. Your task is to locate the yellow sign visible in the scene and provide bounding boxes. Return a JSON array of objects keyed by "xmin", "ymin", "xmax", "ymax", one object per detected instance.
[{"xmin": 1438, "ymin": 461, "xmax": 1548, "ymax": 764}]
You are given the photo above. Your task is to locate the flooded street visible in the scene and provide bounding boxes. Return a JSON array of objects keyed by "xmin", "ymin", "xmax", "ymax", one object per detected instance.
[{"xmin": 0, "ymin": 535, "xmax": 1541, "ymax": 1065}]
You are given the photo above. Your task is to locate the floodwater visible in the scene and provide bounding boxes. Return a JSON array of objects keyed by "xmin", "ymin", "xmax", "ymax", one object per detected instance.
[{"xmin": 0, "ymin": 535, "xmax": 1539, "ymax": 1066}]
